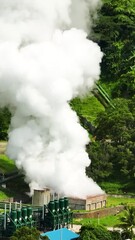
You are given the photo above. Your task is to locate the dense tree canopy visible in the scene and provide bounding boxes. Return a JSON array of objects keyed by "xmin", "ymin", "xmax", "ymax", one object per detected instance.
[
  {"xmin": 10, "ymin": 227, "xmax": 41, "ymax": 240},
  {"xmin": 93, "ymin": 0, "xmax": 135, "ymax": 98},
  {"xmin": 0, "ymin": 107, "xmax": 11, "ymax": 140},
  {"xmin": 79, "ymin": 224, "xmax": 120, "ymax": 240},
  {"xmin": 86, "ymin": 98, "xmax": 135, "ymax": 184}
]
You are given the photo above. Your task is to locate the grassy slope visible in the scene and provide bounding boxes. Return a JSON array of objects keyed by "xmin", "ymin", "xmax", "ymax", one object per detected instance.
[
  {"xmin": 0, "ymin": 154, "xmax": 17, "ymax": 173},
  {"xmin": 71, "ymin": 95, "xmax": 104, "ymax": 125},
  {"xmin": 0, "ymin": 154, "xmax": 29, "ymax": 201},
  {"xmin": 107, "ymin": 196, "xmax": 135, "ymax": 207},
  {"xmin": 74, "ymin": 212, "xmax": 123, "ymax": 227}
]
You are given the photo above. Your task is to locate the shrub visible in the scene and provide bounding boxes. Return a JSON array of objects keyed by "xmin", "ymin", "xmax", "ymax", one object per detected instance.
[{"xmin": 80, "ymin": 223, "xmax": 112, "ymax": 240}]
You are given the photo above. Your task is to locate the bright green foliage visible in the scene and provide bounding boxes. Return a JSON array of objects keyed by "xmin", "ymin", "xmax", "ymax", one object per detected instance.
[
  {"xmin": 0, "ymin": 154, "xmax": 16, "ymax": 173},
  {"xmin": 70, "ymin": 95, "xmax": 104, "ymax": 125},
  {"xmin": 93, "ymin": 0, "xmax": 135, "ymax": 98},
  {"xmin": 107, "ymin": 196, "xmax": 135, "ymax": 207},
  {"xmin": 10, "ymin": 227, "xmax": 40, "ymax": 240}
]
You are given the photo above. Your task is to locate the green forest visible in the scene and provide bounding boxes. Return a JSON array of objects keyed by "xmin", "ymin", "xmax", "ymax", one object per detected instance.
[
  {"xmin": 0, "ymin": 0, "xmax": 135, "ymax": 194},
  {"xmin": 72, "ymin": 0, "xmax": 135, "ymax": 194}
]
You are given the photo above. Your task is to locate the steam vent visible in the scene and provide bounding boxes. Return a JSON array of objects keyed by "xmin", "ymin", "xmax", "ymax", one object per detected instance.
[{"xmin": 32, "ymin": 189, "xmax": 107, "ymax": 210}]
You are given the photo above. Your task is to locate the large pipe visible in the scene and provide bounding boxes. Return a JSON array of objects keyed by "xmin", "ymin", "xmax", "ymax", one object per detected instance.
[
  {"xmin": 0, "ymin": 172, "xmax": 23, "ymax": 185},
  {"xmin": 92, "ymin": 83, "xmax": 115, "ymax": 109}
]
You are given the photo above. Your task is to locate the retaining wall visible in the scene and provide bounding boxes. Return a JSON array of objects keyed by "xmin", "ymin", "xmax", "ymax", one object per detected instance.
[{"xmin": 73, "ymin": 205, "xmax": 125, "ymax": 219}]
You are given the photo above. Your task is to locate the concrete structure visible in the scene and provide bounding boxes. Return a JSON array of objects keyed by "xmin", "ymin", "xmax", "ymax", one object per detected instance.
[
  {"xmin": 68, "ymin": 197, "xmax": 86, "ymax": 210},
  {"xmin": 32, "ymin": 188, "xmax": 51, "ymax": 206},
  {"xmin": 86, "ymin": 194, "xmax": 107, "ymax": 211},
  {"xmin": 32, "ymin": 189, "xmax": 107, "ymax": 210}
]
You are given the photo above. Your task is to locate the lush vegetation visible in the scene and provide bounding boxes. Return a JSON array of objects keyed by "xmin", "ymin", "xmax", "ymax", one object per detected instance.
[
  {"xmin": 71, "ymin": 95, "xmax": 104, "ymax": 125},
  {"xmin": 79, "ymin": 206, "xmax": 135, "ymax": 239},
  {"xmin": 74, "ymin": 213, "xmax": 123, "ymax": 227},
  {"xmin": 0, "ymin": 0, "xmax": 135, "ymax": 196},
  {"xmin": 0, "ymin": 154, "xmax": 16, "ymax": 173},
  {"xmin": 75, "ymin": 0, "xmax": 135, "ymax": 194},
  {"xmin": 0, "ymin": 154, "xmax": 29, "ymax": 201},
  {"xmin": 10, "ymin": 227, "xmax": 41, "ymax": 240},
  {"xmin": 107, "ymin": 196, "xmax": 135, "ymax": 208},
  {"xmin": 86, "ymin": 98, "xmax": 135, "ymax": 190},
  {"xmin": 79, "ymin": 223, "xmax": 121, "ymax": 240},
  {"xmin": 93, "ymin": 0, "xmax": 135, "ymax": 99},
  {"xmin": 117, "ymin": 205, "xmax": 135, "ymax": 239},
  {"xmin": 0, "ymin": 108, "xmax": 11, "ymax": 140}
]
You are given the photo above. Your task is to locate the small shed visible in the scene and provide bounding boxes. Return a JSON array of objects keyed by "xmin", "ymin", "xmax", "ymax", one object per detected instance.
[{"xmin": 40, "ymin": 228, "xmax": 80, "ymax": 240}]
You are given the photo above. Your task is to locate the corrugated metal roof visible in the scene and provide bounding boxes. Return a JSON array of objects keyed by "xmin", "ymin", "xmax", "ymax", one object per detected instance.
[{"xmin": 41, "ymin": 228, "xmax": 79, "ymax": 240}]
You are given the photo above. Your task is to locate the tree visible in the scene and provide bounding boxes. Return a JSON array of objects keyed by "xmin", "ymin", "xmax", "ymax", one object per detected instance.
[
  {"xmin": 10, "ymin": 227, "xmax": 41, "ymax": 240},
  {"xmin": 92, "ymin": 0, "xmax": 135, "ymax": 98},
  {"xmin": 86, "ymin": 141, "xmax": 113, "ymax": 182},
  {"xmin": 80, "ymin": 224, "xmax": 112, "ymax": 240},
  {"xmin": 109, "ymin": 230, "xmax": 122, "ymax": 240},
  {"xmin": 86, "ymin": 98, "xmax": 135, "ymax": 184},
  {"xmin": 117, "ymin": 206, "xmax": 135, "ymax": 239},
  {"xmin": 0, "ymin": 107, "xmax": 11, "ymax": 140}
]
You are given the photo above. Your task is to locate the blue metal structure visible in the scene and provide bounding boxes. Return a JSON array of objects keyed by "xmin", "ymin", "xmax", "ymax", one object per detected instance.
[{"xmin": 41, "ymin": 228, "xmax": 79, "ymax": 240}]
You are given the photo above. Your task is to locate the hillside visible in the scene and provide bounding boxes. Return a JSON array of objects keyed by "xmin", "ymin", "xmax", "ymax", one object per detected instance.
[
  {"xmin": 71, "ymin": 95, "xmax": 105, "ymax": 125},
  {"xmin": 0, "ymin": 0, "xmax": 135, "ymax": 201},
  {"xmin": 0, "ymin": 145, "xmax": 30, "ymax": 202}
]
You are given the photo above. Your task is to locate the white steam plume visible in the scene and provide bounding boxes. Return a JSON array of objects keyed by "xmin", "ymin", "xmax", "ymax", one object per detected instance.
[{"xmin": 0, "ymin": 0, "xmax": 103, "ymax": 198}]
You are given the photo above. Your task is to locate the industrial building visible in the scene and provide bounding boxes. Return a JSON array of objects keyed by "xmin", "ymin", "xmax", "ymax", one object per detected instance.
[{"xmin": 32, "ymin": 188, "xmax": 107, "ymax": 210}]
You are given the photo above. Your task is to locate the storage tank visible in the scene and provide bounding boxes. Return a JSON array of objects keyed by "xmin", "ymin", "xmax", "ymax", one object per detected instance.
[
  {"xmin": 17, "ymin": 209, "xmax": 22, "ymax": 224},
  {"xmin": 59, "ymin": 198, "xmax": 65, "ymax": 211},
  {"xmin": 27, "ymin": 207, "xmax": 32, "ymax": 221},
  {"xmin": 54, "ymin": 200, "xmax": 59, "ymax": 213},
  {"xmin": 48, "ymin": 201, "xmax": 55, "ymax": 214},
  {"xmin": 64, "ymin": 197, "xmax": 69, "ymax": 210},
  {"xmin": 10, "ymin": 210, "xmax": 17, "ymax": 226},
  {"xmin": 22, "ymin": 207, "xmax": 27, "ymax": 222}
]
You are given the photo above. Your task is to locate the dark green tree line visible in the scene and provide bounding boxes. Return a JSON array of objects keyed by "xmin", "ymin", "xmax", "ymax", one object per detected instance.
[
  {"xmin": 79, "ymin": 223, "xmax": 121, "ymax": 240},
  {"xmin": 0, "ymin": 107, "xmax": 11, "ymax": 140},
  {"xmin": 92, "ymin": 0, "xmax": 135, "ymax": 98},
  {"xmin": 86, "ymin": 98, "xmax": 135, "ymax": 185}
]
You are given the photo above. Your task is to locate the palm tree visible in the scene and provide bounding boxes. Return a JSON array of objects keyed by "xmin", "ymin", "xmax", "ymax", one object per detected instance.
[{"xmin": 118, "ymin": 205, "xmax": 135, "ymax": 239}]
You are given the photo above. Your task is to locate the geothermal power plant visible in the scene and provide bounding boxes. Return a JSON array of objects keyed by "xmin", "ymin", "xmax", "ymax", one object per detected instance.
[{"xmin": 0, "ymin": 186, "xmax": 106, "ymax": 237}]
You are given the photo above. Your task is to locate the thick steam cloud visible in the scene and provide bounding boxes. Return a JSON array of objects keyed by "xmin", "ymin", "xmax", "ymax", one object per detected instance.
[{"xmin": 0, "ymin": 0, "xmax": 103, "ymax": 198}]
